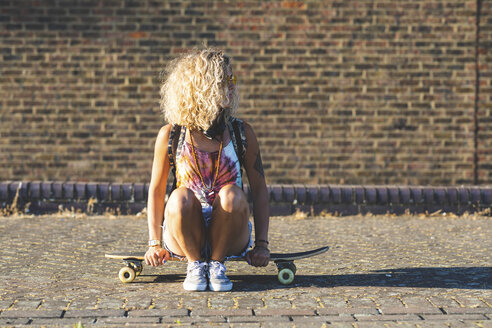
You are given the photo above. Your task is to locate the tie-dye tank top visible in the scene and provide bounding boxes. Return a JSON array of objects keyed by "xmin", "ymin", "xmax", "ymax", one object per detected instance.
[{"xmin": 175, "ymin": 129, "xmax": 242, "ymax": 210}]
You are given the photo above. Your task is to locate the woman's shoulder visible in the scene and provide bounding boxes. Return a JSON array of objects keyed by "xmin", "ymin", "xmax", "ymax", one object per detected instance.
[
  {"xmin": 155, "ymin": 124, "xmax": 173, "ymax": 146},
  {"xmin": 230, "ymin": 117, "xmax": 254, "ymax": 133},
  {"xmin": 235, "ymin": 119, "xmax": 255, "ymax": 140}
]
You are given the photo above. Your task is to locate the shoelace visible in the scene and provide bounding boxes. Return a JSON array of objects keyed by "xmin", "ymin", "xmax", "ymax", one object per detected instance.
[
  {"xmin": 188, "ymin": 261, "xmax": 207, "ymax": 276},
  {"xmin": 209, "ymin": 262, "xmax": 226, "ymax": 277}
]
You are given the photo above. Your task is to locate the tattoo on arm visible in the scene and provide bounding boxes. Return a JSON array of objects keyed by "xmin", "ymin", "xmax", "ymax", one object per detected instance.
[{"xmin": 254, "ymin": 151, "xmax": 265, "ymax": 178}]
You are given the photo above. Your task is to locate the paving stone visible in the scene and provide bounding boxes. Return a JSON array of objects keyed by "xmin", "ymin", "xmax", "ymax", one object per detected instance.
[
  {"xmin": 290, "ymin": 315, "xmax": 331, "ymax": 322},
  {"xmin": 318, "ymin": 307, "xmax": 378, "ymax": 315},
  {"xmin": 289, "ymin": 296, "xmax": 319, "ymax": 309},
  {"xmin": 67, "ymin": 298, "xmax": 98, "ymax": 310},
  {"xmin": 399, "ymin": 295, "xmax": 434, "ymax": 308},
  {"xmin": 379, "ymin": 306, "xmax": 442, "ymax": 314},
  {"xmin": 152, "ymin": 298, "xmax": 182, "ymax": 309},
  {"xmin": 193, "ymin": 309, "xmax": 252, "ymax": 316},
  {"xmin": 10, "ymin": 299, "xmax": 42, "ymax": 310},
  {"xmin": 160, "ymin": 315, "xmax": 226, "ymax": 323},
  {"xmin": 262, "ymin": 298, "xmax": 292, "ymax": 309},
  {"xmin": 125, "ymin": 297, "xmax": 153, "ymax": 310},
  {"xmin": 208, "ymin": 296, "xmax": 236, "ymax": 309},
  {"xmin": 478, "ymin": 320, "xmax": 492, "ymax": 328},
  {"xmin": 97, "ymin": 316, "xmax": 161, "ymax": 324},
  {"xmin": 254, "ymin": 309, "xmax": 315, "ymax": 316},
  {"xmin": 421, "ymin": 314, "xmax": 489, "ymax": 321},
  {"xmin": 347, "ymin": 297, "xmax": 375, "ymax": 308},
  {"xmin": 0, "ymin": 318, "xmax": 30, "ymax": 325},
  {"xmin": 0, "ymin": 300, "xmax": 14, "ymax": 310},
  {"xmin": 227, "ymin": 315, "xmax": 291, "ymax": 323},
  {"xmin": 129, "ymin": 308, "xmax": 189, "ymax": 317},
  {"xmin": 372, "ymin": 296, "xmax": 404, "ymax": 308},
  {"xmin": 320, "ymin": 314, "xmax": 356, "ymax": 322},
  {"xmin": 236, "ymin": 297, "xmax": 264, "ymax": 309},
  {"xmin": 320, "ymin": 323, "xmax": 354, "ymax": 328},
  {"xmin": 38, "ymin": 300, "xmax": 70, "ymax": 310},
  {"xmin": 96, "ymin": 297, "xmax": 124, "ymax": 309},
  {"xmin": 30, "ymin": 317, "xmax": 95, "ymax": 325},
  {"xmin": 0, "ymin": 310, "xmax": 63, "ymax": 318},
  {"xmin": 318, "ymin": 297, "xmax": 349, "ymax": 308},
  {"xmin": 230, "ymin": 324, "xmax": 261, "ymax": 328},
  {"xmin": 355, "ymin": 322, "xmax": 419, "ymax": 328},
  {"xmin": 181, "ymin": 296, "xmax": 209, "ymax": 310},
  {"xmin": 63, "ymin": 309, "xmax": 126, "ymax": 318},
  {"xmin": 451, "ymin": 296, "xmax": 490, "ymax": 308},
  {"xmin": 428, "ymin": 296, "xmax": 462, "ymax": 308},
  {"xmin": 353, "ymin": 314, "xmax": 422, "ymax": 321},
  {"xmin": 443, "ymin": 307, "xmax": 492, "ymax": 314}
]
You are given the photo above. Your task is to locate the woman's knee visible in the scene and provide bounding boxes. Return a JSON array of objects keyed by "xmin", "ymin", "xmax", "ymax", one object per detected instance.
[
  {"xmin": 217, "ymin": 185, "xmax": 248, "ymax": 214},
  {"xmin": 166, "ymin": 187, "xmax": 200, "ymax": 217}
]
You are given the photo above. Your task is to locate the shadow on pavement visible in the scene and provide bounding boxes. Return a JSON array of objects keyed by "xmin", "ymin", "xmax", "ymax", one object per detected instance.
[
  {"xmin": 231, "ymin": 267, "xmax": 491, "ymax": 291},
  {"xmin": 133, "ymin": 267, "xmax": 490, "ymax": 291}
]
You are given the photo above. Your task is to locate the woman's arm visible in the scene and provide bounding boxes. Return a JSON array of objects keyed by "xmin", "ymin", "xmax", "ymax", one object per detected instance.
[
  {"xmin": 145, "ymin": 124, "xmax": 172, "ymax": 266},
  {"xmin": 243, "ymin": 121, "xmax": 270, "ymax": 267}
]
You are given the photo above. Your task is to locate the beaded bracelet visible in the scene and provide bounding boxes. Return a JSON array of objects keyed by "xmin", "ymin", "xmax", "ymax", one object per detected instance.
[{"xmin": 255, "ymin": 239, "xmax": 269, "ymax": 245}]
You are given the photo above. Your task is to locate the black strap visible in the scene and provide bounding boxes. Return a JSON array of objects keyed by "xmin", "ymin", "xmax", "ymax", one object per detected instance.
[
  {"xmin": 167, "ymin": 125, "xmax": 181, "ymax": 191},
  {"xmin": 231, "ymin": 118, "xmax": 247, "ymax": 167}
]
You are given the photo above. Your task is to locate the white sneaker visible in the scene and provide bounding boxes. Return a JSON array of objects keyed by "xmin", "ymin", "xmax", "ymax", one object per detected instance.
[
  {"xmin": 208, "ymin": 261, "xmax": 233, "ymax": 292},
  {"xmin": 183, "ymin": 261, "xmax": 208, "ymax": 291}
]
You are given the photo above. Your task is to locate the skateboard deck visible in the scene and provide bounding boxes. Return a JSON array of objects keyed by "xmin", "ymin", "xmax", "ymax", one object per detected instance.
[{"xmin": 105, "ymin": 246, "xmax": 329, "ymax": 285}]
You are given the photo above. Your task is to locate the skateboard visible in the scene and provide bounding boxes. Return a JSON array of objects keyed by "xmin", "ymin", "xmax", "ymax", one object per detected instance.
[{"xmin": 105, "ymin": 246, "xmax": 329, "ymax": 285}]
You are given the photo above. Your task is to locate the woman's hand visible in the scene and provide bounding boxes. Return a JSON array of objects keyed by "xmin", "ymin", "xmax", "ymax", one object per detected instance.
[
  {"xmin": 245, "ymin": 246, "xmax": 270, "ymax": 267},
  {"xmin": 145, "ymin": 247, "xmax": 170, "ymax": 267}
]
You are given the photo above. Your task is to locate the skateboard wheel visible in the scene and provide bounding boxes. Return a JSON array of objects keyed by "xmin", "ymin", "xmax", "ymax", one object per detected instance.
[
  {"xmin": 119, "ymin": 266, "xmax": 136, "ymax": 283},
  {"xmin": 278, "ymin": 268, "xmax": 295, "ymax": 285}
]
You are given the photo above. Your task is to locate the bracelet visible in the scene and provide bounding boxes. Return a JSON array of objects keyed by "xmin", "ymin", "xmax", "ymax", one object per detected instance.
[
  {"xmin": 148, "ymin": 239, "xmax": 162, "ymax": 247},
  {"xmin": 255, "ymin": 239, "xmax": 269, "ymax": 245}
]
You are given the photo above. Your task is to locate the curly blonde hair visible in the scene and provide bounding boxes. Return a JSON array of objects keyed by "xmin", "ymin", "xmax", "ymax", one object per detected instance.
[{"xmin": 160, "ymin": 48, "xmax": 239, "ymax": 131}]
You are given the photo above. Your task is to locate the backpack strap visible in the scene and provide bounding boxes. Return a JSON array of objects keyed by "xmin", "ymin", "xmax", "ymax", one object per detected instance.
[
  {"xmin": 176, "ymin": 126, "xmax": 186, "ymax": 160},
  {"xmin": 229, "ymin": 117, "xmax": 247, "ymax": 168},
  {"xmin": 167, "ymin": 125, "xmax": 182, "ymax": 191}
]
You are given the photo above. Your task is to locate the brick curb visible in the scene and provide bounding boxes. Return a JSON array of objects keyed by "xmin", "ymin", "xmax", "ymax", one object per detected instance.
[{"xmin": 1, "ymin": 181, "xmax": 492, "ymax": 216}]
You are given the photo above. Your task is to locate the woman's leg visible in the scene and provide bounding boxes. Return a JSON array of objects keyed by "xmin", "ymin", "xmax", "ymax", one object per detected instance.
[
  {"xmin": 209, "ymin": 184, "xmax": 250, "ymax": 262},
  {"xmin": 164, "ymin": 187, "xmax": 206, "ymax": 262}
]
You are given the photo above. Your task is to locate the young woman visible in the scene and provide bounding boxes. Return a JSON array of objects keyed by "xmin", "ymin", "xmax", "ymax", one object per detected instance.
[{"xmin": 144, "ymin": 48, "xmax": 270, "ymax": 291}]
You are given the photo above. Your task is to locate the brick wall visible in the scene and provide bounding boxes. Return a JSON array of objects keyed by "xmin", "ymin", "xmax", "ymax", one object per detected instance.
[{"xmin": 0, "ymin": 0, "xmax": 490, "ymax": 185}]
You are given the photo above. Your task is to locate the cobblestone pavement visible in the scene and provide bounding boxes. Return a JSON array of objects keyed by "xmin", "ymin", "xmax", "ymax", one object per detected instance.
[{"xmin": 0, "ymin": 214, "xmax": 491, "ymax": 327}]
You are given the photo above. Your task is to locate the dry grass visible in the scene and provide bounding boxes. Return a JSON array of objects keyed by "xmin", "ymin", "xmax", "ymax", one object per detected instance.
[{"xmin": 0, "ymin": 183, "xmax": 25, "ymax": 216}]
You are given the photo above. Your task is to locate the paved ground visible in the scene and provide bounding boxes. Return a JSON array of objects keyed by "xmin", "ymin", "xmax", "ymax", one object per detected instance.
[{"xmin": 0, "ymin": 213, "xmax": 491, "ymax": 327}]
